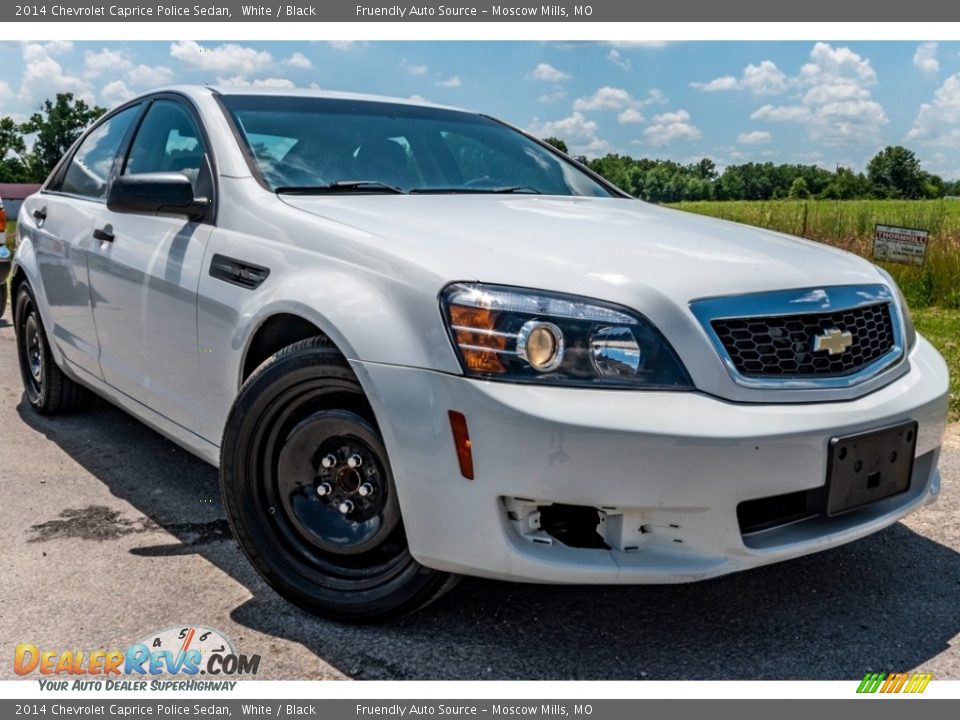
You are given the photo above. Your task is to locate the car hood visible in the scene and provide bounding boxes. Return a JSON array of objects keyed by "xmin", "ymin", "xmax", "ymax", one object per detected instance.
[{"xmin": 278, "ymin": 194, "xmax": 885, "ymax": 304}]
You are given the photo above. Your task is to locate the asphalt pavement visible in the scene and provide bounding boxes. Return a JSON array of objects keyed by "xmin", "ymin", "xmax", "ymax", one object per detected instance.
[{"xmin": 0, "ymin": 316, "xmax": 958, "ymax": 681}]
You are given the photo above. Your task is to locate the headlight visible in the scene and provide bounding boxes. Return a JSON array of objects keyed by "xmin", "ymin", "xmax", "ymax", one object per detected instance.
[
  {"xmin": 440, "ymin": 283, "xmax": 692, "ymax": 389},
  {"xmin": 875, "ymin": 268, "xmax": 917, "ymax": 351}
]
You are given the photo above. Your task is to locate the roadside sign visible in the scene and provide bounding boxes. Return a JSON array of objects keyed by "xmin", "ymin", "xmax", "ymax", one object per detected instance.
[{"xmin": 873, "ymin": 224, "xmax": 928, "ymax": 266}]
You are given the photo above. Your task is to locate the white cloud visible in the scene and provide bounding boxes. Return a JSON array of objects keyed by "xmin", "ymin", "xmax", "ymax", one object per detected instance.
[
  {"xmin": 101, "ymin": 80, "xmax": 135, "ymax": 106},
  {"xmin": 528, "ymin": 112, "xmax": 610, "ymax": 155},
  {"xmin": 801, "ymin": 42, "xmax": 876, "ymax": 86},
  {"xmin": 691, "ymin": 76, "xmax": 738, "ymax": 92},
  {"xmin": 19, "ymin": 42, "xmax": 93, "ymax": 105},
  {"xmin": 328, "ymin": 41, "xmax": 363, "ymax": 51},
  {"xmin": 401, "ymin": 59, "xmax": 428, "ymax": 76},
  {"xmin": 437, "ymin": 76, "xmax": 461, "ymax": 88},
  {"xmin": 738, "ymin": 130, "xmax": 772, "ymax": 145},
  {"xmin": 617, "ymin": 108, "xmax": 644, "ymax": 124},
  {"xmin": 83, "ymin": 49, "xmax": 132, "ymax": 78},
  {"xmin": 573, "ymin": 86, "xmax": 666, "ymax": 112},
  {"xmin": 919, "ymin": 151, "xmax": 960, "ymax": 181},
  {"xmin": 906, "ymin": 73, "xmax": 960, "ymax": 147},
  {"xmin": 170, "ymin": 40, "xmax": 273, "ymax": 76},
  {"xmin": 645, "ymin": 88, "xmax": 668, "ymax": 105},
  {"xmin": 691, "ymin": 60, "xmax": 786, "ymax": 96},
  {"xmin": 530, "ymin": 63, "xmax": 571, "ymax": 82},
  {"xmin": 574, "ymin": 86, "xmax": 634, "ymax": 111},
  {"xmin": 751, "ymin": 104, "xmax": 812, "ymax": 122},
  {"xmin": 284, "ymin": 52, "xmax": 312, "ymax": 69},
  {"xmin": 41, "ymin": 41, "xmax": 73, "ymax": 56},
  {"xmin": 125, "ymin": 64, "xmax": 174, "ymax": 88},
  {"xmin": 218, "ymin": 76, "xmax": 296, "ymax": 88},
  {"xmin": 607, "ymin": 50, "xmax": 631, "ymax": 71},
  {"xmin": 253, "ymin": 77, "xmax": 296, "ymax": 88},
  {"xmin": 538, "ymin": 88, "xmax": 567, "ymax": 103},
  {"xmin": 749, "ymin": 43, "xmax": 887, "ymax": 146},
  {"xmin": 643, "ymin": 109, "xmax": 702, "ymax": 146},
  {"xmin": 913, "ymin": 42, "xmax": 939, "ymax": 75},
  {"xmin": 0, "ymin": 81, "xmax": 14, "ymax": 103},
  {"xmin": 741, "ymin": 61, "xmax": 788, "ymax": 95},
  {"xmin": 409, "ymin": 94, "xmax": 431, "ymax": 103}
]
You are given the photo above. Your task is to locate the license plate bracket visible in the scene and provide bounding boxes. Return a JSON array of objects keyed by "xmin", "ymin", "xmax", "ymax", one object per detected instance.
[{"xmin": 826, "ymin": 421, "xmax": 917, "ymax": 517}]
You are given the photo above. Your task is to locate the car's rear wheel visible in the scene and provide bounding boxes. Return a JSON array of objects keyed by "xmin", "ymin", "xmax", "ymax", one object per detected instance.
[
  {"xmin": 14, "ymin": 284, "xmax": 94, "ymax": 414},
  {"xmin": 220, "ymin": 337, "xmax": 458, "ymax": 622}
]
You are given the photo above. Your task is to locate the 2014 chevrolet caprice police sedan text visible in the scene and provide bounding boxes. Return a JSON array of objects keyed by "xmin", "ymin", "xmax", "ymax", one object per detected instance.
[{"xmin": 10, "ymin": 87, "xmax": 949, "ymax": 621}]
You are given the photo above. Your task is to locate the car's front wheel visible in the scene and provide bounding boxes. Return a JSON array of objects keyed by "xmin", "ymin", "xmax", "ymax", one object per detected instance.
[{"xmin": 220, "ymin": 337, "xmax": 458, "ymax": 622}]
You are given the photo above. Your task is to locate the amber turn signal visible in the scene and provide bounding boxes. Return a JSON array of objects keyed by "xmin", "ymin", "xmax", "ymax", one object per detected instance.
[{"xmin": 448, "ymin": 410, "xmax": 475, "ymax": 480}]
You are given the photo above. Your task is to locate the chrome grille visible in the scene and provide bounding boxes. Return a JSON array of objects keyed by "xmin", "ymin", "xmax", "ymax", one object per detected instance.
[{"xmin": 710, "ymin": 302, "xmax": 895, "ymax": 378}]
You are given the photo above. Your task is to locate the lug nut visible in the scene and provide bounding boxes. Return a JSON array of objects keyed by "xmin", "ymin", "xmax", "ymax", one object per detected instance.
[
  {"xmin": 338, "ymin": 500, "xmax": 355, "ymax": 514},
  {"xmin": 316, "ymin": 482, "xmax": 332, "ymax": 497},
  {"xmin": 347, "ymin": 454, "xmax": 363, "ymax": 469},
  {"xmin": 320, "ymin": 454, "xmax": 337, "ymax": 469},
  {"xmin": 358, "ymin": 483, "xmax": 375, "ymax": 497}
]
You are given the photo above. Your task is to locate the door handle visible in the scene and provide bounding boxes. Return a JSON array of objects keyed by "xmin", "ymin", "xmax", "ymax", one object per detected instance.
[
  {"xmin": 33, "ymin": 207, "xmax": 47, "ymax": 222},
  {"xmin": 93, "ymin": 227, "xmax": 115, "ymax": 243}
]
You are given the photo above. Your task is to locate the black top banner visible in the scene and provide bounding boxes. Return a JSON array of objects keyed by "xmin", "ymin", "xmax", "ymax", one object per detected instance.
[{"xmin": 4, "ymin": 0, "xmax": 959, "ymax": 22}]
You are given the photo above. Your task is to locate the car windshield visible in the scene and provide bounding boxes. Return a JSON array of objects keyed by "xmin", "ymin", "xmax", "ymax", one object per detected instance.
[{"xmin": 220, "ymin": 95, "xmax": 616, "ymax": 197}]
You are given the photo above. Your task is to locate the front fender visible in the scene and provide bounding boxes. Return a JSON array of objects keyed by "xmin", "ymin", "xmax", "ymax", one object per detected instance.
[{"xmin": 196, "ymin": 252, "xmax": 464, "ymax": 445}]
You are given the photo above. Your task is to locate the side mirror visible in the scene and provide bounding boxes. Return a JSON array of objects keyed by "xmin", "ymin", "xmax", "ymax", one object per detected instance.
[{"xmin": 107, "ymin": 172, "xmax": 209, "ymax": 220}]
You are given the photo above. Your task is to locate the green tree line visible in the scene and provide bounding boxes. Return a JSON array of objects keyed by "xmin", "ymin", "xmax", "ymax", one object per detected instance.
[{"xmin": 543, "ymin": 138, "xmax": 960, "ymax": 203}]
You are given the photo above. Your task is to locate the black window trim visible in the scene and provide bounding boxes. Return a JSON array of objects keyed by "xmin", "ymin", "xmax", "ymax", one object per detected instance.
[
  {"xmin": 42, "ymin": 91, "xmax": 219, "ymax": 225},
  {"xmin": 42, "ymin": 100, "xmax": 146, "ymax": 204},
  {"xmin": 117, "ymin": 92, "xmax": 219, "ymax": 225}
]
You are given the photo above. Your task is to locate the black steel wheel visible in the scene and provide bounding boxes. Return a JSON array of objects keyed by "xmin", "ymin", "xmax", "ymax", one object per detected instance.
[{"xmin": 220, "ymin": 337, "xmax": 458, "ymax": 622}]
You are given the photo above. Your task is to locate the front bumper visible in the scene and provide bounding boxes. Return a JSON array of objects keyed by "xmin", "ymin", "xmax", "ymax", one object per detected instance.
[{"xmin": 352, "ymin": 336, "xmax": 949, "ymax": 584}]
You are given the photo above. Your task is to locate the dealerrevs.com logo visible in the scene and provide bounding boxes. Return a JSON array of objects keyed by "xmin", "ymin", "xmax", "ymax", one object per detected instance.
[{"xmin": 14, "ymin": 626, "xmax": 260, "ymax": 691}]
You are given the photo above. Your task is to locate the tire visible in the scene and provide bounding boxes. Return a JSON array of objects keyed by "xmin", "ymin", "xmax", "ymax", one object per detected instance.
[
  {"xmin": 0, "ymin": 280, "xmax": 7, "ymax": 320},
  {"xmin": 220, "ymin": 337, "xmax": 459, "ymax": 622},
  {"xmin": 14, "ymin": 284, "xmax": 95, "ymax": 415}
]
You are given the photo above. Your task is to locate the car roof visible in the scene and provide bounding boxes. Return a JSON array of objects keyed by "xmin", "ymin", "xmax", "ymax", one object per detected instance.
[{"xmin": 155, "ymin": 84, "xmax": 470, "ymax": 114}]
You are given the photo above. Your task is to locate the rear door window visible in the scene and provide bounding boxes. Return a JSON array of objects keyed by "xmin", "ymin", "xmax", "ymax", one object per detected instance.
[{"xmin": 59, "ymin": 106, "xmax": 140, "ymax": 200}]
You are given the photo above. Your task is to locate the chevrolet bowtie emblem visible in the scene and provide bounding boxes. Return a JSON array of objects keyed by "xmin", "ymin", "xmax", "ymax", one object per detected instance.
[{"xmin": 813, "ymin": 328, "xmax": 853, "ymax": 355}]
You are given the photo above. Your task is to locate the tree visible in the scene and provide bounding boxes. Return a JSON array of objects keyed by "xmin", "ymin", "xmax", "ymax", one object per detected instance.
[
  {"xmin": 821, "ymin": 167, "xmax": 869, "ymax": 199},
  {"xmin": 788, "ymin": 176, "xmax": 811, "ymax": 199},
  {"xmin": 693, "ymin": 157, "xmax": 717, "ymax": 181},
  {"xmin": 867, "ymin": 146, "xmax": 925, "ymax": 199},
  {"xmin": 542, "ymin": 136, "xmax": 569, "ymax": 154},
  {"xmin": 0, "ymin": 117, "xmax": 31, "ymax": 182},
  {"xmin": 531, "ymin": 136, "xmax": 949, "ymax": 202},
  {"xmin": 20, "ymin": 93, "xmax": 105, "ymax": 181}
]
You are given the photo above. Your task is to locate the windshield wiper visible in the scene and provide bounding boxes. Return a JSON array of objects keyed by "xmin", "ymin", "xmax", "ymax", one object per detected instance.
[
  {"xmin": 409, "ymin": 185, "xmax": 542, "ymax": 195},
  {"xmin": 275, "ymin": 180, "xmax": 406, "ymax": 195}
]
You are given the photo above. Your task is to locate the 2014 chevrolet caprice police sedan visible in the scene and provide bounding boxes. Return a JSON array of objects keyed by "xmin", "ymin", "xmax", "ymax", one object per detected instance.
[{"xmin": 10, "ymin": 87, "xmax": 949, "ymax": 621}]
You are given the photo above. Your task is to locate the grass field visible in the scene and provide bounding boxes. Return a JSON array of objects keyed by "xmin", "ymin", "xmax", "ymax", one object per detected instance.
[
  {"xmin": 913, "ymin": 308, "xmax": 960, "ymax": 422},
  {"xmin": 672, "ymin": 199, "xmax": 960, "ymax": 311},
  {"xmin": 3, "ymin": 216, "xmax": 958, "ymax": 420}
]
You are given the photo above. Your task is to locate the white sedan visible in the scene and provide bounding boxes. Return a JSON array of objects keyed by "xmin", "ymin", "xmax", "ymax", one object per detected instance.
[{"xmin": 9, "ymin": 87, "xmax": 949, "ymax": 621}]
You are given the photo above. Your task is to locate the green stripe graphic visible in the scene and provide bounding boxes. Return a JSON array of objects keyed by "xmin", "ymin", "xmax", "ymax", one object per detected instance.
[{"xmin": 857, "ymin": 672, "xmax": 886, "ymax": 693}]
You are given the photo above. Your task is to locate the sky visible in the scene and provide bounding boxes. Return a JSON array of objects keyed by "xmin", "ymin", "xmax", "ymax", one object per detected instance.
[{"xmin": 1, "ymin": 40, "xmax": 959, "ymax": 179}]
